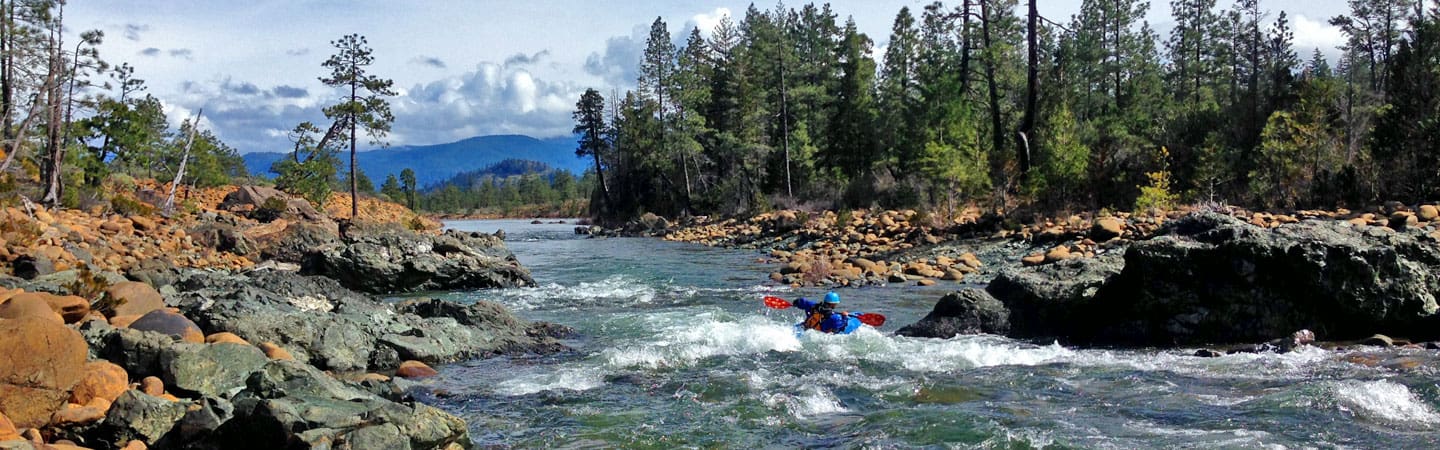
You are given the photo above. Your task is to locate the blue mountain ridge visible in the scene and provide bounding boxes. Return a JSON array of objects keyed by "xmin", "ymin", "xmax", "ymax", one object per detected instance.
[{"xmin": 242, "ymin": 134, "xmax": 588, "ymax": 187}]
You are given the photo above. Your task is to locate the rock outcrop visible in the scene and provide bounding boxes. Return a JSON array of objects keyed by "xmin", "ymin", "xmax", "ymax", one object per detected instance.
[
  {"xmin": 169, "ymin": 270, "xmax": 564, "ymax": 372},
  {"xmin": 904, "ymin": 212, "xmax": 1440, "ymax": 346},
  {"xmin": 305, "ymin": 225, "xmax": 534, "ymax": 294},
  {"xmin": 895, "ymin": 289, "xmax": 1010, "ymax": 339}
]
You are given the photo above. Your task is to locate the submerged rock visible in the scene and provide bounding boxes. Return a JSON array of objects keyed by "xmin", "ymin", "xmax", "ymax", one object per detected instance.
[{"xmin": 896, "ymin": 289, "xmax": 1010, "ymax": 338}]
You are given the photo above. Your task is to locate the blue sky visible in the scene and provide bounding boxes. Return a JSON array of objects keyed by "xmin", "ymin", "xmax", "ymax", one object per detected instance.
[{"xmin": 68, "ymin": 1, "xmax": 1349, "ymax": 154}]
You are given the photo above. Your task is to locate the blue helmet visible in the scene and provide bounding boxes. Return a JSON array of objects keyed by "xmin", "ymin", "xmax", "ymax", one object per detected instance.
[{"xmin": 823, "ymin": 292, "xmax": 841, "ymax": 304}]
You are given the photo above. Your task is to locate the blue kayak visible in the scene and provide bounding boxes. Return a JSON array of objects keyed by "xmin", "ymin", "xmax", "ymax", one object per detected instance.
[{"xmin": 794, "ymin": 315, "xmax": 864, "ymax": 336}]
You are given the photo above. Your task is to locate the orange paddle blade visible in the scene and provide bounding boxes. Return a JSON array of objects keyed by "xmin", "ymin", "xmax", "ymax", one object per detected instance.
[
  {"xmin": 856, "ymin": 313, "xmax": 886, "ymax": 327},
  {"xmin": 763, "ymin": 296, "xmax": 792, "ymax": 309}
]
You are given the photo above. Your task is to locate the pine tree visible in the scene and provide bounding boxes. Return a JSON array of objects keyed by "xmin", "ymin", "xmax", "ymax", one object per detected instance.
[{"xmin": 320, "ymin": 34, "xmax": 395, "ymax": 219}]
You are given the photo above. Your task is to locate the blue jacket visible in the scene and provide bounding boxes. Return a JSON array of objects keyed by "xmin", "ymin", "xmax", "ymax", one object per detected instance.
[{"xmin": 793, "ymin": 298, "xmax": 849, "ymax": 333}]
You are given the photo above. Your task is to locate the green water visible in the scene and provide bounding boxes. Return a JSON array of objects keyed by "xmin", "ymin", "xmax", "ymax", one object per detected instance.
[{"xmin": 425, "ymin": 219, "xmax": 1440, "ymax": 449}]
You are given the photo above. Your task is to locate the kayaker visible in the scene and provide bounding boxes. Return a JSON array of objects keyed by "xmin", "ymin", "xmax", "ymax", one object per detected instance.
[{"xmin": 792, "ymin": 291, "xmax": 851, "ymax": 333}]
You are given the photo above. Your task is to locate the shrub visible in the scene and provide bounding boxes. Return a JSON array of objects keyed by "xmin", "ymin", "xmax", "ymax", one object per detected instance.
[
  {"xmin": 251, "ymin": 196, "xmax": 289, "ymax": 223},
  {"xmin": 111, "ymin": 195, "xmax": 155, "ymax": 217},
  {"xmin": 65, "ymin": 264, "xmax": 115, "ymax": 308},
  {"xmin": 407, "ymin": 215, "xmax": 427, "ymax": 231},
  {"xmin": 1134, "ymin": 147, "xmax": 1179, "ymax": 214}
]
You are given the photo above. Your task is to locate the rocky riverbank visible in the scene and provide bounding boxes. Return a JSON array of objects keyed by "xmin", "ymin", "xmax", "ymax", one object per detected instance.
[
  {"xmin": 0, "ymin": 183, "xmax": 556, "ymax": 449},
  {"xmin": 897, "ymin": 211, "xmax": 1440, "ymax": 349},
  {"xmin": 655, "ymin": 202, "xmax": 1440, "ymax": 349}
]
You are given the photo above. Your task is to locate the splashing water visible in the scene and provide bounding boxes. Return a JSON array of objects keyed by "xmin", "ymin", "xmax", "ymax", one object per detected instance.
[{"xmin": 427, "ymin": 219, "xmax": 1440, "ymax": 449}]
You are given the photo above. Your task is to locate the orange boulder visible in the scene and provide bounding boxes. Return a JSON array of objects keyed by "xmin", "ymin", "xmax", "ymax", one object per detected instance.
[
  {"xmin": 395, "ymin": 360, "xmax": 439, "ymax": 379},
  {"xmin": 205, "ymin": 332, "xmax": 250, "ymax": 346},
  {"xmin": 103, "ymin": 282, "xmax": 166, "ymax": 318},
  {"xmin": 69, "ymin": 361, "xmax": 130, "ymax": 406},
  {"xmin": 0, "ymin": 317, "xmax": 89, "ymax": 428},
  {"xmin": 258, "ymin": 342, "xmax": 294, "ymax": 361},
  {"xmin": 0, "ymin": 294, "xmax": 64, "ymax": 323}
]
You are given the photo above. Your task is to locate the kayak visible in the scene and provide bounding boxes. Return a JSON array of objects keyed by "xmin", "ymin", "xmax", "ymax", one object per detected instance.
[{"xmin": 793, "ymin": 315, "xmax": 865, "ymax": 336}]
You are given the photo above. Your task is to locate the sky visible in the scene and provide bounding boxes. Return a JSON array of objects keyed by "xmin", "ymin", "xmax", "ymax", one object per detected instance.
[{"xmin": 66, "ymin": 0, "xmax": 1350, "ymax": 155}]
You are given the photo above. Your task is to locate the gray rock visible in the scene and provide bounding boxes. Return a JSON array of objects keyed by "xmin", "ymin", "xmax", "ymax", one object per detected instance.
[
  {"xmin": 1085, "ymin": 213, "xmax": 1440, "ymax": 345},
  {"xmin": 986, "ymin": 252, "xmax": 1124, "ymax": 341},
  {"xmin": 84, "ymin": 323, "xmax": 180, "ymax": 379},
  {"xmin": 11, "ymin": 254, "xmax": 53, "ymax": 280},
  {"xmin": 172, "ymin": 270, "xmax": 566, "ymax": 372},
  {"xmin": 103, "ymin": 390, "xmax": 188, "ymax": 445},
  {"xmin": 896, "ymin": 289, "xmax": 1010, "ymax": 338},
  {"xmin": 983, "ymin": 212, "xmax": 1440, "ymax": 347},
  {"xmin": 160, "ymin": 342, "xmax": 271, "ymax": 397},
  {"xmin": 306, "ymin": 224, "xmax": 534, "ymax": 294},
  {"xmin": 211, "ymin": 360, "xmax": 470, "ymax": 450}
]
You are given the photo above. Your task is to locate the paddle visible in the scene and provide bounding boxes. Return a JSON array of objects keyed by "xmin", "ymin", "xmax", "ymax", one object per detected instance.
[{"xmin": 762, "ymin": 296, "xmax": 886, "ymax": 327}]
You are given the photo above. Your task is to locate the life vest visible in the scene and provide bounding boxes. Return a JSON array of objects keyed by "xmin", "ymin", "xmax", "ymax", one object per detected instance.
[{"xmin": 802, "ymin": 305, "xmax": 844, "ymax": 333}]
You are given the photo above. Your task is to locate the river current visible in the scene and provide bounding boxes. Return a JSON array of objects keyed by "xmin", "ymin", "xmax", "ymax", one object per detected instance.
[{"xmin": 422, "ymin": 219, "xmax": 1440, "ymax": 449}]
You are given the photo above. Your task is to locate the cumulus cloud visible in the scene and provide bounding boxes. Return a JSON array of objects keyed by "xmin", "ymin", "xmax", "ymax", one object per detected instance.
[
  {"xmin": 285, "ymin": 48, "xmax": 310, "ymax": 56},
  {"xmin": 410, "ymin": 56, "xmax": 447, "ymax": 68},
  {"xmin": 503, "ymin": 50, "xmax": 550, "ymax": 67},
  {"xmin": 1292, "ymin": 14, "xmax": 1346, "ymax": 53},
  {"xmin": 139, "ymin": 47, "xmax": 161, "ymax": 57},
  {"xmin": 169, "ymin": 48, "xmax": 194, "ymax": 60},
  {"xmin": 584, "ymin": 25, "xmax": 646, "ymax": 88},
  {"xmin": 165, "ymin": 77, "xmax": 326, "ymax": 154},
  {"xmin": 123, "ymin": 23, "xmax": 148, "ymax": 41},
  {"xmin": 686, "ymin": 7, "xmax": 731, "ymax": 37},
  {"xmin": 392, "ymin": 62, "xmax": 584, "ymax": 145},
  {"xmin": 272, "ymin": 85, "xmax": 308, "ymax": 98}
]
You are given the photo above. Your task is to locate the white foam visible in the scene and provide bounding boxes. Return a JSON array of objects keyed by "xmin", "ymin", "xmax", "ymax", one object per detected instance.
[
  {"xmin": 797, "ymin": 332, "xmax": 1080, "ymax": 372},
  {"xmin": 600, "ymin": 314, "xmax": 802, "ymax": 369},
  {"xmin": 1330, "ymin": 379, "xmax": 1440, "ymax": 426},
  {"xmin": 762, "ymin": 385, "xmax": 848, "ymax": 419},
  {"xmin": 485, "ymin": 274, "xmax": 657, "ymax": 310},
  {"xmin": 492, "ymin": 366, "xmax": 607, "ymax": 396}
]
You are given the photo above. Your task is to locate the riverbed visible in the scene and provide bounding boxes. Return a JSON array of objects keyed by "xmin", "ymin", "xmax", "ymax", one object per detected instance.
[{"xmin": 422, "ymin": 219, "xmax": 1440, "ymax": 449}]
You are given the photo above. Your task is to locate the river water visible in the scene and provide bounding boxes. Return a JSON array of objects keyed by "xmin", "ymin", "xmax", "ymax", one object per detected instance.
[{"xmin": 424, "ymin": 219, "xmax": 1440, "ymax": 449}]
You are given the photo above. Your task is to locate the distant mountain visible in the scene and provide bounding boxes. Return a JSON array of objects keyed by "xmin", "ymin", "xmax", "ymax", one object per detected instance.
[
  {"xmin": 242, "ymin": 134, "xmax": 588, "ymax": 187},
  {"xmin": 428, "ymin": 159, "xmax": 554, "ymax": 191}
]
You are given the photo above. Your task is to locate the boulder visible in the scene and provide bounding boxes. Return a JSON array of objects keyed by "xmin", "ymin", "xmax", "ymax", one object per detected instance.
[
  {"xmin": 0, "ymin": 295, "xmax": 64, "ymax": 323},
  {"xmin": 896, "ymin": 289, "xmax": 1011, "ymax": 338},
  {"xmin": 1091, "ymin": 217, "xmax": 1125, "ymax": 241},
  {"xmin": 256, "ymin": 342, "xmax": 293, "ymax": 361},
  {"xmin": 37, "ymin": 293, "xmax": 90, "ymax": 324},
  {"xmin": 305, "ymin": 225, "xmax": 534, "ymax": 294},
  {"xmin": 203, "ymin": 332, "xmax": 249, "ymax": 346},
  {"xmin": 83, "ymin": 323, "xmax": 179, "ymax": 380},
  {"xmin": 12, "ymin": 254, "xmax": 55, "ymax": 280},
  {"xmin": 100, "ymin": 390, "xmax": 187, "ymax": 446},
  {"xmin": 50, "ymin": 403, "xmax": 107, "ymax": 426},
  {"xmin": 219, "ymin": 186, "xmax": 323, "ymax": 222},
  {"xmin": 0, "ymin": 318, "xmax": 89, "ymax": 428},
  {"xmin": 127, "ymin": 310, "xmax": 204, "ymax": 344},
  {"xmin": 139, "ymin": 377, "xmax": 164, "ymax": 397},
  {"xmin": 159, "ymin": 343, "xmax": 270, "ymax": 398},
  {"xmin": 0, "ymin": 411, "xmax": 17, "ymax": 441},
  {"xmin": 209, "ymin": 361, "xmax": 470, "ymax": 450},
  {"xmin": 171, "ymin": 270, "xmax": 567, "ymax": 372},
  {"xmin": 69, "ymin": 361, "xmax": 130, "ymax": 406},
  {"xmin": 395, "ymin": 360, "xmax": 438, "ymax": 379},
  {"xmin": 1420, "ymin": 204, "xmax": 1439, "ymax": 222},
  {"xmin": 103, "ymin": 282, "xmax": 165, "ymax": 319},
  {"xmin": 992, "ymin": 212, "xmax": 1440, "ymax": 346},
  {"xmin": 986, "ymin": 253, "xmax": 1124, "ymax": 341}
]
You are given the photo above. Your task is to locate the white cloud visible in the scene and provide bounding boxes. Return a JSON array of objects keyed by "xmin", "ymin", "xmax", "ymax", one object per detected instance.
[
  {"xmin": 689, "ymin": 7, "xmax": 731, "ymax": 37},
  {"xmin": 1292, "ymin": 14, "xmax": 1346, "ymax": 52}
]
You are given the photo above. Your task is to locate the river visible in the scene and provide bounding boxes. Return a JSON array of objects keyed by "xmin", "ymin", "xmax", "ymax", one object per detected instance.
[{"xmin": 422, "ymin": 219, "xmax": 1440, "ymax": 449}]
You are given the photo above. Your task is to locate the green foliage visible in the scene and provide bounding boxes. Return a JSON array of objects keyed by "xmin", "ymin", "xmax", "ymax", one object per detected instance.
[
  {"xmin": 110, "ymin": 195, "xmax": 155, "ymax": 217},
  {"xmin": 273, "ymin": 157, "xmax": 335, "ymax": 206},
  {"xmin": 252, "ymin": 196, "xmax": 289, "ymax": 223},
  {"xmin": 1134, "ymin": 147, "xmax": 1179, "ymax": 213}
]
